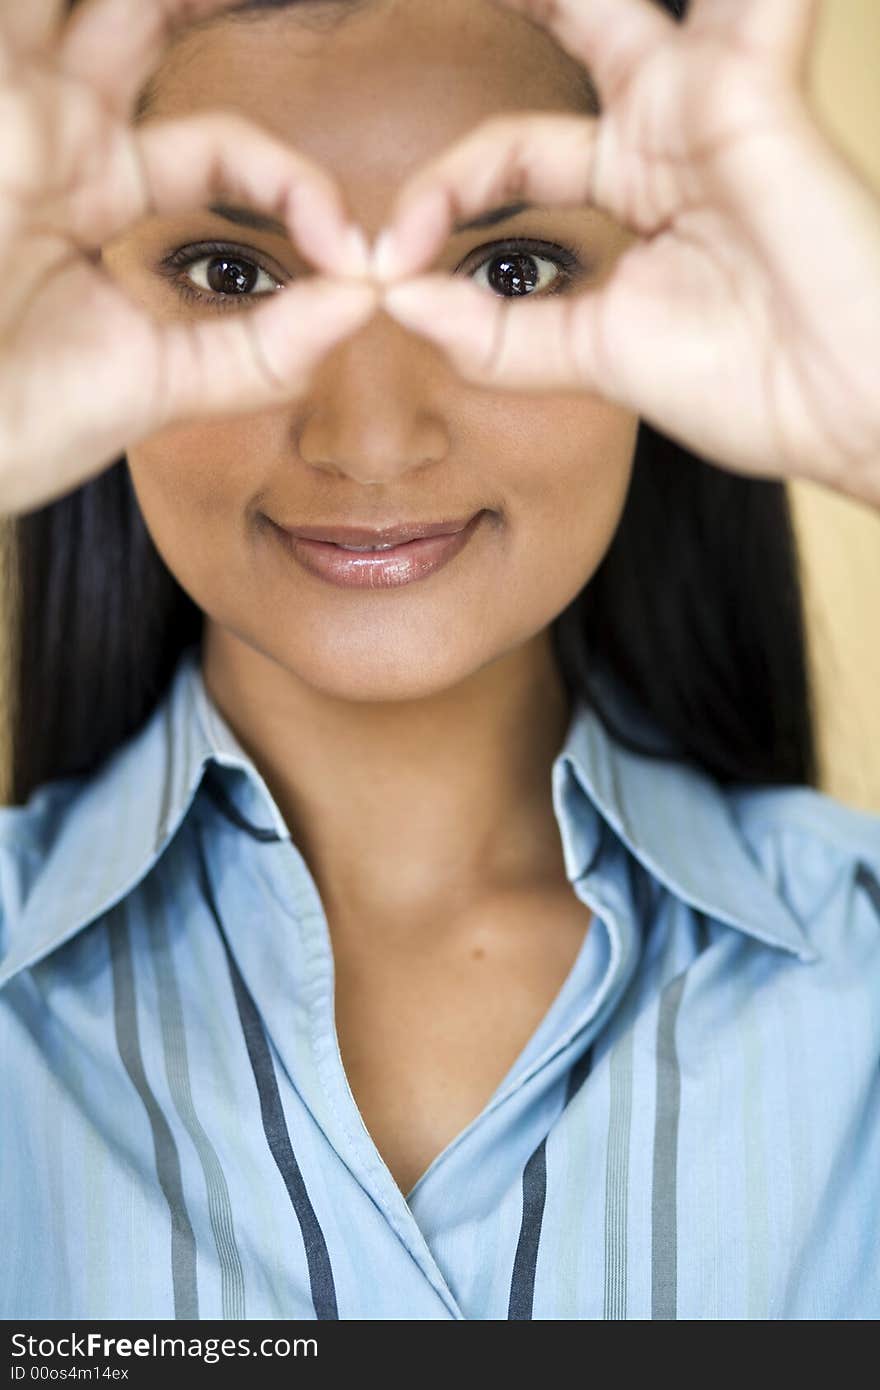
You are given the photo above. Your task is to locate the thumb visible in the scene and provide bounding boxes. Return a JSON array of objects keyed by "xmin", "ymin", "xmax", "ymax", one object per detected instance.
[{"xmin": 153, "ymin": 276, "xmax": 380, "ymax": 429}]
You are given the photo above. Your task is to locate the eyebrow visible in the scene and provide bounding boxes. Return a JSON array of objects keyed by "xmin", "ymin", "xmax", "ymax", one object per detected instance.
[{"xmin": 204, "ymin": 199, "xmax": 536, "ymax": 238}]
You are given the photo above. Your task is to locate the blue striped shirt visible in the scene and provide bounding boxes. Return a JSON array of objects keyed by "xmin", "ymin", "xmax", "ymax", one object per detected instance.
[{"xmin": 1, "ymin": 642, "xmax": 879, "ymax": 1320}]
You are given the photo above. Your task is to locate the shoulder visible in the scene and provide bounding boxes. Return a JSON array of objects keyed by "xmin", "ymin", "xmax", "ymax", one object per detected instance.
[
  {"xmin": 726, "ymin": 781, "xmax": 880, "ymax": 947},
  {"xmin": 727, "ymin": 781, "xmax": 880, "ymax": 877}
]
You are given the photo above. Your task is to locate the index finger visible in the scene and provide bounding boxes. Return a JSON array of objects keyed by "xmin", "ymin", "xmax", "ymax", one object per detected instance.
[
  {"xmin": 0, "ymin": 0, "xmax": 65, "ymax": 51},
  {"xmin": 370, "ymin": 0, "xmax": 675, "ymax": 283},
  {"xmin": 57, "ymin": 0, "xmax": 244, "ymax": 115},
  {"xmin": 487, "ymin": 0, "xmax": 674, "ymax": 103},
  {"xmin": 372, "ymin": 110, "xmax": 602, "ymax": 283}
]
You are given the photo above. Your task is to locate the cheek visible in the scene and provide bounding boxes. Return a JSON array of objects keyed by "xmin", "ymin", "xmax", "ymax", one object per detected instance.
[
  {"xmin": 125, "ymin": 418, "xmax": 267, "ymax": 600},
  {"xmin": 498, "ymin": 398, "xmax": 639, "ymax": 612}
]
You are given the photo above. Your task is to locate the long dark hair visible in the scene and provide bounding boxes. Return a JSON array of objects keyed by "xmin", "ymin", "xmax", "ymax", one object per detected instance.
[{"xmin": 0, "ymin": 0, "xmax": 818, "ymax": 807}]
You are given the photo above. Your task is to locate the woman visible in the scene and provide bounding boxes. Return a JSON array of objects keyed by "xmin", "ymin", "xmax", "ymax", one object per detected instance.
[{"xmin": 0, "ymin": 0, "xmax": 878, "ymax": 1320}]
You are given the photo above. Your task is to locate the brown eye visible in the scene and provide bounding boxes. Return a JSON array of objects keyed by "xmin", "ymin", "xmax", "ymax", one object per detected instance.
[
  {"xmin": 192, "ymin": 253, "xmax": 277, "ymax": 298},
  {"xmin": 157, "ymin": 242, "xmax": 284, "ymax": 308},
  {"xmin": 461, "ymin": 238, "xmax": 582, "ymax": 298}
]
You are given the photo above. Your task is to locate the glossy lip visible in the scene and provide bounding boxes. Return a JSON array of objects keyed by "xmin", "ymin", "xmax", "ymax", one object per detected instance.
[
  {"xmin": 278, "ymin": 516, "xmax": 477, "ymax": 547},
  {"xmin": 268, "ymin": 510, "xmax": 489, "ymax": 590}
]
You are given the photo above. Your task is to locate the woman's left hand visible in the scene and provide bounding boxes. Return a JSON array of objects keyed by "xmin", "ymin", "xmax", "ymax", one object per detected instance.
[{"xmin": 370, "ymin": 0, "xmax": 880, "ymax": 508}]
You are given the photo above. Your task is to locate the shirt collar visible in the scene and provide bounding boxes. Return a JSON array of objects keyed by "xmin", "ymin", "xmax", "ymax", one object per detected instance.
[{"xmin": 0, "ymin": 643, "xmax": 816, "ymax": 991}]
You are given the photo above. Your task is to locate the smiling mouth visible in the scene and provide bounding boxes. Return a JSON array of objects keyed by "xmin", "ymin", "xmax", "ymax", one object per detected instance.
[{"xmin": 267, "ymin": 510, "xmax": 491, "ymax": 589}]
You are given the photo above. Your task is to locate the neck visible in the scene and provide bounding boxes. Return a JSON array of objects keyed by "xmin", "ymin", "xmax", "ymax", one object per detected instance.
[{"xmin": 201, "ymin": 623, "xmax": 573, "ymax": 923}]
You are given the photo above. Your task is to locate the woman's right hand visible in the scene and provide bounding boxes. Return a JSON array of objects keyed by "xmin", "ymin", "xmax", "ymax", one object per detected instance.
[{"xmin": 0, "ymin": 0, "xmax": 379, "ymax": 518}]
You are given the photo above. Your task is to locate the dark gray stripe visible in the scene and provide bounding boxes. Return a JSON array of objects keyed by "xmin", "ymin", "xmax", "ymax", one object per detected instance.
[
  {"xmin": 506, "ymin": 834, "xmax": 608, "ymax": 1320},
  {"xmin": 143, "ymin": 873, "xmax": 247, "ymax": 1319},
  {"xmin": 220, "ymin": 932, "xmax": 338, "ymax": 1319},
  {"xmin": 508, "ymin": 1141, "xmax": 547, "ymax": 1320},
  {"xmin": 651, "ymin": 970, "xmax": 687, "ymax": 1320},
  {"xmin": 194, "ymin": 831, "xmax": 338, "ymax": 1319},
  {"xmin": 604, "ymin": 1026, "xmax": 633, "ymax": 1319},
  {"xmin": 109, "ymin": 909, "xmax": 199, "ymax": 1319},
  {"xmin": 855, "ymin": 860, "xmax": 880, "ymax": 922},
  {"xmin": 508, "ymin": 1043, "xmax": 594, "ymax": 1319},
  {"xmin": 600, "ymin": 852, "xmax": 659, "ymax": 1320},
  {"xmin": 566, "ymin": 1043, "xmax": 595, "ymax": 1106}
]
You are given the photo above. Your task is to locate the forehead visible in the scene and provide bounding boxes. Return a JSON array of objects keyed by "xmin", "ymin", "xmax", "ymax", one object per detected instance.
[{"xmin": 141, "ymin": 0, "xmax": 595, "ymax": 188}]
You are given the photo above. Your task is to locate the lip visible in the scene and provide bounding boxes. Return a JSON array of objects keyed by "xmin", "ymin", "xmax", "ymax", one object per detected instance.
[
  {"xmin": 267, "ymin": 509, "xmax": 489, "ymax": 590},
  {"xmin": 280, "ymin": 516, "xmax": 477, "ymax": 547}
]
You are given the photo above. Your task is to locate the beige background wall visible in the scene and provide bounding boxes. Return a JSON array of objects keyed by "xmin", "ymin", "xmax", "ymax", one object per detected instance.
[
  {"xmin": 0, "ymin": 0, "xmax": 878, "ymax": 809},
  {"xmin": 793, "ymin": 0, "xmax": 880, "ymax": 811}
]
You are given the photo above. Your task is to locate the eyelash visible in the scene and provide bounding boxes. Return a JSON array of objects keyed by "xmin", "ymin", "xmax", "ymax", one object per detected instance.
[{"xmin": 155, "ymin": 236, "xmax": 586, "ymax": 309}]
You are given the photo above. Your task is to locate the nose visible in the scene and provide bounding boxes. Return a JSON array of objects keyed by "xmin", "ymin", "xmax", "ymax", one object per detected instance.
[{"xmin": 295, "ymin": 302, "xmax": 450, "ymax": 485}]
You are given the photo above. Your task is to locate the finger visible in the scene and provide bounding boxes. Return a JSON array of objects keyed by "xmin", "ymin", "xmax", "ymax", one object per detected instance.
[
  {"xmin": 150, "ymin": 276, "xmax": 380, "ymax": 430},
  {"xmin": 486, "ymin": 0, "xmax": 673, "ymax": 104},
  {"xmin": 52, "ymin": 108, "xmax": 371, "ymax": 278},
  {"xmin": 57, "ymin": 0, "xmax": 243, "ymax": 116},
  {"xmin": 372, "ymin": 111, "xmax": 601, "ymax": 283},
  {"xmin": 0, "ymin": 0, "xmax": 66, "ymax": 52},
  {"xmin": 687, "ymin": 0, "xmax": 822, "ymax": 80},
  {"xmin": 381, "ymin": 273, "xmax": 616, "ymax": 398}
]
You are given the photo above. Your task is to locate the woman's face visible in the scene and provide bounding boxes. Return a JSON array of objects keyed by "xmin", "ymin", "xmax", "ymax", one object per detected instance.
[{"xmin": 104, "ymin": 0, "xmax": 640, "ymax": 705}]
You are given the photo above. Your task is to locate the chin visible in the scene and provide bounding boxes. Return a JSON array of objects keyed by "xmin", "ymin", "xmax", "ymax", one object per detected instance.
[{"xmin": 274, "ymin": 646, "xmax": 472, "ymax": 707}]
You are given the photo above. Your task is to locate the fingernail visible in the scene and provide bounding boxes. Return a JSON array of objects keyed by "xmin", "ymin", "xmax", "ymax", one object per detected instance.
[
  {"xmin": 341, "ymin": 223, "xmax": 372, "ymax": 278},
  {"xmin": 372, "ymin": 227, "xmax": 400, "ymax": 282},
  {"xmin": 372, "ymin": 188, "xmax": 450, "ymax": 282},
  {"xmin": 383, "ymin": 279, "xmax": 441, "ymax": 327},
  {"xmin": 324, "ymin": 280, "xmax": 380, "ymax": 316}
]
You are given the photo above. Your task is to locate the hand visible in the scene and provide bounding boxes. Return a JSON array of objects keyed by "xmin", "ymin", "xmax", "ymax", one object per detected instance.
[
  {"xmin": 0, "ymin": 0, "xmax": 379, "ymax": 518},
  {"xmin": 371, "ymin": 0, "xmax": 880, "ymax": 508}
]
